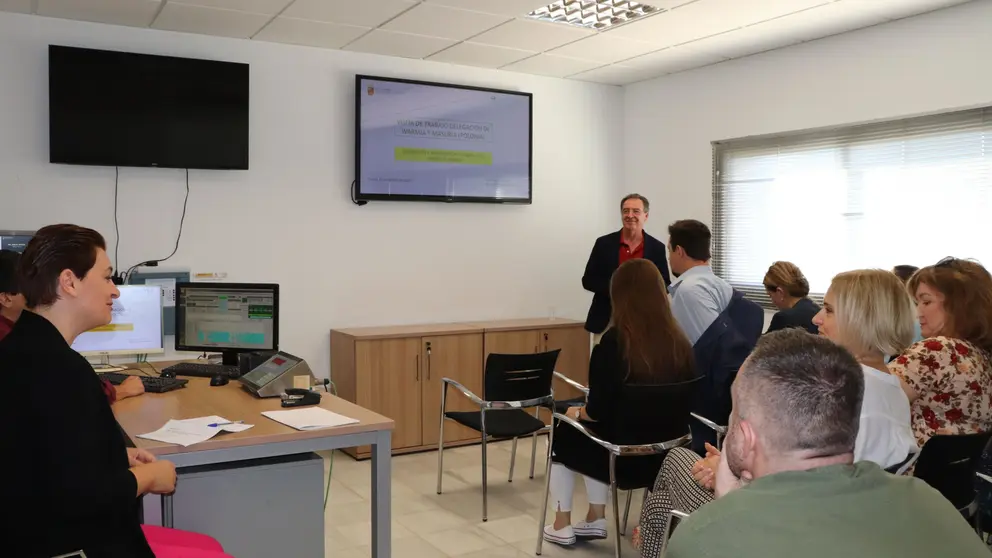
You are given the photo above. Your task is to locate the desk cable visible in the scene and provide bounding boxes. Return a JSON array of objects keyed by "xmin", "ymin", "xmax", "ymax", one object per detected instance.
[{"xmin": 319, "ymin": 378, "xmax": 337, "ymax": 510}]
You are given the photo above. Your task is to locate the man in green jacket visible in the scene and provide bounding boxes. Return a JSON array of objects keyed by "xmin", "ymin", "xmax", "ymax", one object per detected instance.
[{"xmin": 667, "ymin": 329, "xmax": 988, "ymax": 558}]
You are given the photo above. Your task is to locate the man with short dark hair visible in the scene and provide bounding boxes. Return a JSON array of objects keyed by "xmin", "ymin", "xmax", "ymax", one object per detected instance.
[
  {"xmin": 0, "ymin": 249, "xmax": 26, "ymax": 341},
  {"xmin": 667, "ymin": 219, "xmax": 733, "ymax": 345},
  {"xmin": 582, "ymin": 194, "xmax": 670, "ymax": 341},
  {"xmin": 667, "ymin": 329, "xmax": 989, "ymax": 558}
]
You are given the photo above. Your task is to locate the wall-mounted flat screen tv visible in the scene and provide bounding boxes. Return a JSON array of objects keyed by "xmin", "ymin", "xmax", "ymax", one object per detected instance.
[
  {"xmin": 49, "ymin": 45, "xmax": 249, "ymax": 170},
  {"xmin": 355, "ymin": 75, "xmax": 532, "ymax": 204}
]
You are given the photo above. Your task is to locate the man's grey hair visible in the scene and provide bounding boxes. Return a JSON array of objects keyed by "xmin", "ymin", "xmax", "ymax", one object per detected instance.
[
  {"xmin": 621, "ymin": 193, "xmax": 649, "ymax": 213},
  {"xmin": 736, "ymin": 329, "xmax": 864, "ymax": 455}
]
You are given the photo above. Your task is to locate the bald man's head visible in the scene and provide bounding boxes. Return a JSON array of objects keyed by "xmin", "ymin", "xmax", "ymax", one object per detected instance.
[{"xmin": 729, "ymin": 329, "xmax": 864, "ymax": 466}]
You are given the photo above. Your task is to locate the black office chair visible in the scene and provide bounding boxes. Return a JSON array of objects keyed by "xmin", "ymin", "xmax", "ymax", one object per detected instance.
[
  {"xmin": 535, "ymin": 376, "xmax": 702, "ymax": 558},
  {"xmin": 915, "ymin": 431, "xmax": 992, "ymax": 521},
  {"xmin": 973, "ymin": 436, "xmax": 992, "ymax": 545},
  {"xmin": 437, "ymin": 350, "xmax": 559, "ymax": 521}
]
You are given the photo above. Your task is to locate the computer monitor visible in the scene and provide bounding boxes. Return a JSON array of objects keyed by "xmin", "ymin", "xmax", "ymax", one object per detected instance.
[
  {"xmin": 72, "ymin": 285, "xmax": 165, "ymax": 359},
  {"xmin": 175, "ymin": 282, "xmax": 279, "ymax": 365},
  {"xmin": 0, "ymin": 230, "xmax": 33, "ymax": 253}
]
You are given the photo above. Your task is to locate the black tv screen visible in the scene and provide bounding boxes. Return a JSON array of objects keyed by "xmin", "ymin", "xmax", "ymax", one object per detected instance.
[
  {"xmin": 49, "ymin": 45, "xmax": 249, "ymax": 170},
  {"xmin": 355, "ymin": 75, "xmax": 533, "ymax": 204}
]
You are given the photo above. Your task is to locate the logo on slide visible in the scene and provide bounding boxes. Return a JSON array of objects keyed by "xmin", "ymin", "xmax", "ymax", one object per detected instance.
[{"xmin": 367, "ymin": 86, "xmax": 375, "ymax": 96}]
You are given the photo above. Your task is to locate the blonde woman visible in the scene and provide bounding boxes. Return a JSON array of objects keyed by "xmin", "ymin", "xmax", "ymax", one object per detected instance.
[
  {"xmin": 763, "ymin": 261, "xmax": 819, "ymax": 334},
  {"xmin": 632, "ymin": 269, "xmax": 917, "ymax": 558}
]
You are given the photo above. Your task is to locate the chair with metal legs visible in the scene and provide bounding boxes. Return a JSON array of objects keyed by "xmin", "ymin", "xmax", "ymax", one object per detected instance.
[
  {"xmin": 535, "ymin": 377, "xmax": 702, "ymax": 558},
  {"xmin": 689, "ymin": 413, "xmax": 727, "ymax": 449},
  {"xmin": 437, "ymin": 350, "xmax": 559, "ymax": 521}
]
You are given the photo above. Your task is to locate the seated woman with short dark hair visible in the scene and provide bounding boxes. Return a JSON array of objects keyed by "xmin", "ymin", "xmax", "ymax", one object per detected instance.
[{"xmin": 0, "ymin": 224, "xmax": 233, "ymax": 558}]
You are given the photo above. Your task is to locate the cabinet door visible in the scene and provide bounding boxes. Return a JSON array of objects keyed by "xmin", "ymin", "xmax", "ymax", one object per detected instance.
[
  {"xmin": 421, "ymin": 333, "xmax": 485, "ymax": 446},
  {"xmin": 544, "ymin": 326, "xmax": 591, "ymax": 400},
  {"xmin": 483, "ymin": 330, "xmax": 541, "ymax": 359},
  {"xmin": 355, "ymin": 338, "xmax": 423, "ymax": 450}
]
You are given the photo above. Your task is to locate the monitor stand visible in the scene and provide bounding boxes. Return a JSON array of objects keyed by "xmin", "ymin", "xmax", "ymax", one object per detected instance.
[
  {"xmin": 90, "ymin": 355, "xmax": 125, "ymax": 373},
  {"xmin": 221, "ymin": 350, "xmax": 240, "ymax": 367}
]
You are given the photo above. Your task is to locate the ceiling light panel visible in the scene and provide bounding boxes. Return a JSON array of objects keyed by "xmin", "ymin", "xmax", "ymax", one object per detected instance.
[{"xmin": 527, "ymin": 0, "xmax": 661, "ymax": 31}]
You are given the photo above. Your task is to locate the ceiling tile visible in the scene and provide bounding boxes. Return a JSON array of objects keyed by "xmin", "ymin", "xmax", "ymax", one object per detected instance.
[
  {"xmin": 37, "ymin": 0, "xmax": 162, "ymax": 27},
  {"xmin": 422, "ymin": 0, "xmax": 550, "ymax": 17},
  {"xmin": 381, "ymin": 3, "xmax": 510, "ymax": 41},
  {"xmin": 253, "ymin": 16, "xmax": 368, "ymax": 48},
  {"xmin": 344, "ymin": 29, "xmax": 456, "ymax": 59},
  {"xmin": 621, "ymin": 43, "xmax": 728, "ymax": 76},
  {"xmin": 607, "ymin": 0, "xmax": 832, "ymax": 46},
  {"xmin": 471, "ymin": 18, "xmax": 594, "ymax": 52},
  {"xmin": 567, "ymin": 63, "xmax": 643, "ymax": 86},
  {"xmin": 0, "ymin": 0, "xmax": 32, "ymax": 14},
  {"xmin": 499, "ymin": 53, "xmax": 602, "ymax": 77},
  {"xmin": 282, "ymin": 0, "xmax": 416, "ymax": 27},
  {"xmin": 427, "ymin": 42, "xmax": 534, "ymax": 68},
  {"xmin": 171, "ymin": 0, "xmax": 292, "ymax": 15},
  {"xmin": 153, "ymin": 3, "xmax": 272, "ymax": 38},
  {"xmin": 548, "ymin": 33, "xmax": 658, "ymax": 64},
  {"xmin": 845, "ymin": 0, "xmax": 974, "ymax": 20}
]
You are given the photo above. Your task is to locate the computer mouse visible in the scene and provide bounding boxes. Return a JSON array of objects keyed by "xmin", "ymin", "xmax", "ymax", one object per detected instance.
[
  {"xmin": 160, "ymin": 370, "xmax": 176, "ymax": 379},
  {"xmin": 210, "ymin": 375, "xmax": 229, "ymax": 387}
]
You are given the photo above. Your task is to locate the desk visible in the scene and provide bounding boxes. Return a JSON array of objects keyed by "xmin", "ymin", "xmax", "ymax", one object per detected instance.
[{"xmin": 114, "ymin": 361, "xmax": 394, "ymax": 558}]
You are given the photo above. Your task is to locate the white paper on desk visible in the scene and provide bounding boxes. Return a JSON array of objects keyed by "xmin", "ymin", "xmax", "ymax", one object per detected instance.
[
  {"xmin": 136, "ymin": 415, "xmax": 254, "ymax": 447},
  {"xmin": 261, "ymin": 408, "xmax": 359, "ymax": 431}
]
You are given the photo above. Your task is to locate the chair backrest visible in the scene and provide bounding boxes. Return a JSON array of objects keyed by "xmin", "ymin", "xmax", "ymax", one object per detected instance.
[
  {"xmin": 727, "ymin": 290, "xmax": 764, "ymax": 349},
  {"xmin": 483, "ymin": 349, "xmax": 560, "ymax": 404},
  {"xmin": 915, "ymin": 431, "xmax": 992, "ymax": 510},
  {"xmin": 608, "ymin": 376, "xmax": 704, "ymax": 446}
]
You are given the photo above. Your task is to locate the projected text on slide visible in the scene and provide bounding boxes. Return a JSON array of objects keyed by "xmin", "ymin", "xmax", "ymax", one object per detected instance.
[{"xmin": 359, "ymin": 78, "xmax": 530, "ymax": 200}]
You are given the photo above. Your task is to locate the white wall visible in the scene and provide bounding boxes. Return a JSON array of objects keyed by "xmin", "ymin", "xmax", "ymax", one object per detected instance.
[
  {"xmin": 624, "ymin": 0, "xmax": 992, "ymax": 229},
  {"xmin": 0, "ymin": 13, "xmax": 625, "ymax": 378}
]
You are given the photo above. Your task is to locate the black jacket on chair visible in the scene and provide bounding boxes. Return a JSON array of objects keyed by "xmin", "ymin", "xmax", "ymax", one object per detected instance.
[{"xmin": 582, "ymin": 230, "xmax": 671, "ymax": 334}]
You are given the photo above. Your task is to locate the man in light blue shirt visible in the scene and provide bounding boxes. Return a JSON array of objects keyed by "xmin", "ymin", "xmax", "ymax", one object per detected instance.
[{"xmin": 667, "ymin": 220, "xmax": 733, "ymax": 345}]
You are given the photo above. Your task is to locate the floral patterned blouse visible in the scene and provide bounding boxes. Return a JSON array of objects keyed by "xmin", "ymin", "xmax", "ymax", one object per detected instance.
[{"xmin": 889, "ymin": 337, "xmax": 992, "ymax": 447}]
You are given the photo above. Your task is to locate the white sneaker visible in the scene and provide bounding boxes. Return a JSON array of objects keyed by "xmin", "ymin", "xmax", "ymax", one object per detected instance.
[
  {"xmin": 543, "ymin": 524, "xmax": 576, "ymax": 546},
  {"xmin": 573, "ymin": 518, "xmax": 608, "ymax": 539}
]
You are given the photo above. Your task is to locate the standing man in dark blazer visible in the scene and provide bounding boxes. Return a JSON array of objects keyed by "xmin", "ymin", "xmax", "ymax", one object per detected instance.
[{"xmin": 582, "ymin": 194, "xmax": 671, "ymax": 341}]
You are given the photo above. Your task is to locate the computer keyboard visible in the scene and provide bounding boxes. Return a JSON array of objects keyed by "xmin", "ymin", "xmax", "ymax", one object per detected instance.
[
  {"xmin": 98, "ymin": 372, "xmax": 188, "ymax": 394},
  {"xmin": 161, "ymin": 362, "xmax": 241, "ymax": 379}
]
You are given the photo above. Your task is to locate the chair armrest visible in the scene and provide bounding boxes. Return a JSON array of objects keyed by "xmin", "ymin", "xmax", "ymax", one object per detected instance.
[
  {"xmin": 441, "ymin": 378, "xmax": 553, "ymax": 410},
  {"xmin": 554, "ymin": 371, "xmax": 589, "ymax": 395},
  {"xmin": 894, "ymin": 449, "xmax": 921, "ymax": 476},
  {"xmin": 442, "ymin": 377, "xmax": 484, "ymax": 407},
  {"xmin": 690, "ymin": 413, "xmax": 727, "ymax": 435},
  {"xmin": 978, "ymin": 472, "xmax": 992, "ymax": 485},
  {"xmin": 553, "ymin": 412, "xmax": 691, "ymax": 456}
]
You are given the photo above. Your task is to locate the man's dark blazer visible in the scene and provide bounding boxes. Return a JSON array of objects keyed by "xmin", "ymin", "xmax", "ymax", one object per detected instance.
[{"xmin": 581, "ymin": 230, "xmax": 671, "ymax": 333}]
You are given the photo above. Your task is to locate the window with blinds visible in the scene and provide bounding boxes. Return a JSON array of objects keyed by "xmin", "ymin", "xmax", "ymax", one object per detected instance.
[{"xmin": 712, "ymin": 107, "xmax": 992, "ymax": 307}]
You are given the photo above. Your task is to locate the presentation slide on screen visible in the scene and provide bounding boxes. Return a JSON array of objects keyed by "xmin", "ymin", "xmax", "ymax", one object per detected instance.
[
  {"xmin": 72, "ymin": 286, "xmax": 164, "ymax": 354},
  {"xmin": 359, "ymin": 79, "xmax": 531, "ymax": 199}
]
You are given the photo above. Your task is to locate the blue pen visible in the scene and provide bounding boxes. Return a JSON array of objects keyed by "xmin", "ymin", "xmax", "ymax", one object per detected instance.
[{"xmin": 208, "ymin": 421, "xmax": 244, "ymax": 428}]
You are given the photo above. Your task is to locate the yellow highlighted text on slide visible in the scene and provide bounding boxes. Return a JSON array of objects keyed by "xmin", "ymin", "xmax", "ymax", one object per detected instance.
[
  {"xmin": 88, "ymin": 323, "xmax": 135, "ymax": 332},
  {"xmin": 394, "ymin": 147, "xmax": 492, "ymax": 166}
]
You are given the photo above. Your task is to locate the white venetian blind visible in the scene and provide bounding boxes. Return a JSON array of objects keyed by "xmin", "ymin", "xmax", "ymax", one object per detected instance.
[{"xmin": 712, "ymin": 107, "xmax": 992, "ymax": 307}]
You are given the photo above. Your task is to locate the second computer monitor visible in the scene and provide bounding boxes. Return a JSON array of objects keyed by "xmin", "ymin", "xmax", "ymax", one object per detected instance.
[
  {"xmin": 72, "ymin": 285, "xmax": 165, "ymax": 358},
  {"xmin": 175, "ymin": 282, "xmax": 279, "ymax": 365}
]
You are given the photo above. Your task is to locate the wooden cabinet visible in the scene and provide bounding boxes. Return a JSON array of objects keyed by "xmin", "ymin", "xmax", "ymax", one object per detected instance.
[
  {"xmin": 543, "ymin": 326, "xmax": 592, "ymax": 400},
  {"xmin": 421, "ymin": 334, "xmax": 484, "ymax": 446},
  {"xmin": 331, "ymin": 318, "xmax": 588, "ymax": 459},
  {"xmin": 354, "ymin": 338, "xmax": 422, "ymax": 451}
]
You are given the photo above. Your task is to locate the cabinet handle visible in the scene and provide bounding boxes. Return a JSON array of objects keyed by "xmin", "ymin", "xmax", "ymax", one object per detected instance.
[
  {"xmin": 426, "ymin": 344, "xmax": 432, "ymax": 380},
  {"xmin": 415, "ymin": 354, "xmax": 420, "ymax": 381}
]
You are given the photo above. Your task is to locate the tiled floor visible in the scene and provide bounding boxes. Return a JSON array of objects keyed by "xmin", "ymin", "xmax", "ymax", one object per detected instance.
[{"xmin": 320, "ymin": 439, "xmax": 641, "ymax": 558}]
